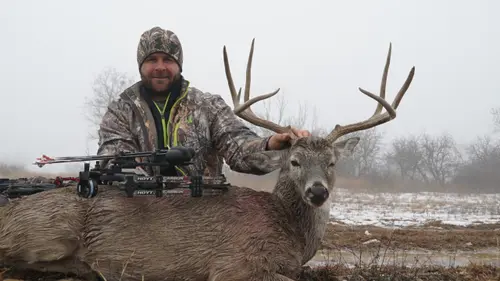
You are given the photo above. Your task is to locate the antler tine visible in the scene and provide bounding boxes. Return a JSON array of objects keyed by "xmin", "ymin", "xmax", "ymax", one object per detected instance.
[
  {"xmin": 326, "ymin": 43, "xmax": 415, "ymax": 143},
  {"xmin": 223, "ymin": 38, "xmax": 294, "ymax": 135},
  {"xmin": 372, "ymin": 43, "xmax": 391, "ymax": 117}
]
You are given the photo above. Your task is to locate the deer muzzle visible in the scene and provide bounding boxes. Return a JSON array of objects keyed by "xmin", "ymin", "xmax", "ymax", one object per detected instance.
[{"xmin": 306, "ymin": 183, "xmax": 329, "ymax": 207}]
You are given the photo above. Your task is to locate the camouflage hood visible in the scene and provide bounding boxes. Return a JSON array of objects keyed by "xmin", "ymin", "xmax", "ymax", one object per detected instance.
[
  {"xmin": 97, "ymin": 79, "xmax": 271, "ymax": 177},
  {"xmin": 137, "ymin": 26, "xmax": 183, "ymax": 71}
]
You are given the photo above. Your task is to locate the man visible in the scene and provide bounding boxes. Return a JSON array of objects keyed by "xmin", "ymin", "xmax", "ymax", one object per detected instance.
[{"xmin": 97, "ymin": 26, "xmax": 310, "ymax": 177}]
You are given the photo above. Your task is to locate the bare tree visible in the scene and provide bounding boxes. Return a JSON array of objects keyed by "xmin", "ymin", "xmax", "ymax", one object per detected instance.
[
  {"xmin": 491, "ymin": 107, "xmax": 500, "ymax": 133},
  {"xmin": 466, "ymin": 135, "xmax": 500, "ymax": 163},
  {"xmin": 308, "ymin": 105, "xmax": 329, "ymax": 137},
  {"xmin": 453, "ymin": 134, "xmax": 500, "ymax": 192},
  {"xmin": 384, "ymin": 134, "xmax": 424, "ymax": 181},
  {"xmin": 83, "ymin": 67, "xmax": 135, "ymax": 139},
  {"xmin": 419, "ymin": 133, "xmax": 463, "ymax": 186},
  {"xmin": 336, "ymin": 128, "xmax": 385, "ymax": 177}
]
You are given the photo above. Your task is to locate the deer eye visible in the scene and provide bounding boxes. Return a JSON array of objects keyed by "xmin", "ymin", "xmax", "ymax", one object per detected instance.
[
  {"xmin": 291, "ymin": 160, "xmax": 300, "ymax": 167},
  {"xmin": 328, "ymin": 162, "xmax": 335, "ymax": 168}
]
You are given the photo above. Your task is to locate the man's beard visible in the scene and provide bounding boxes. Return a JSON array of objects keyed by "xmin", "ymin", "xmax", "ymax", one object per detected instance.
[{"xmin": 141, "ymin": 73, "xmax": 181, "ymax": 96}]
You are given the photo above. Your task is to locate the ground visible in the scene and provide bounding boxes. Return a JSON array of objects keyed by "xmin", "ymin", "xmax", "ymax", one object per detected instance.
[
  {"xmin": 304, "ymin": 187, "xmax": 500, "ymax": 280},
  {"xmin": 310, "ymin": 188, "xmax": 500, "ymax": 268}
]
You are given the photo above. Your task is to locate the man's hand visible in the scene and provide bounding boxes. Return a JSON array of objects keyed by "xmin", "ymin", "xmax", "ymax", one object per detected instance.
[{"xmin": 266, "ymin": 128, "xmax": 311, "ymax": 150}]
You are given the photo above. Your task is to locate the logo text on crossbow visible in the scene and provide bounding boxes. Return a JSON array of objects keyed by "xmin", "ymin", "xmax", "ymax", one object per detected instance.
[
  {"xmin": 134, "ymin": 190, "xmax": 156, "ymax": 195},
  {"xmin": 136, "ymin": 176, "xmax": 155, "ymax": 182}
]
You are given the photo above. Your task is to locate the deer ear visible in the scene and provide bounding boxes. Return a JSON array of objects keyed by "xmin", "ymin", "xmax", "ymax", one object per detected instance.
[
  {"xmin": 333, "ymin": 137, "xmax": 360, "ymax": 159},
  {"xmin": 239, "ymin": 150, "xmax": 287, "ymax": 175}
]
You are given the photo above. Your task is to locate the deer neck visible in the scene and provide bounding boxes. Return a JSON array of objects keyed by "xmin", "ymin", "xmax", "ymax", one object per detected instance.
[{"xmin": 272, "ymin": 175, "xmax": 332, "ymax": 264}]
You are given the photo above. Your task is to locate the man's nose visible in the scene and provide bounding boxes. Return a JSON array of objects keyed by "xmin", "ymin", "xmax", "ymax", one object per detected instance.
[{"xmin": 154, "ymin": 61, "xmax": 167, "ymax": 70}]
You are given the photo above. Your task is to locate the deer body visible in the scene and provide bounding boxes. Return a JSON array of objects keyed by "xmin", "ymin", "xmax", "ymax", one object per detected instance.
[
  {"xmin": 0, "ymin": 39, "xmax": 414, "ymax": 281},
  {"xmin": 0, "ymin": 139, "xmax": 340, "ymax": 281}
]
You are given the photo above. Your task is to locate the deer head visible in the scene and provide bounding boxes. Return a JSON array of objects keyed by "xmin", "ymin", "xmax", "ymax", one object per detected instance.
[{"xmin": 223, "ymin": 39, "xmax": 415, "ymax": 207}]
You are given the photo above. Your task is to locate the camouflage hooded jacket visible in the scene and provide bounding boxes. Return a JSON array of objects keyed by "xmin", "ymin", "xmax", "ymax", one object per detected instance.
[{"xmin": 96, "ymin": 79, "xmax": 271, "ymax": 177}]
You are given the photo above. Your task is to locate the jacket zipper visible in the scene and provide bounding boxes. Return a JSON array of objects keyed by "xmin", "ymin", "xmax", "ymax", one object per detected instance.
[
  {"xmin": 152, "ymin": 94, "xmax": 171, "ymax": 149},
  {"xmin": 167, "ymin": 81, "xmax": 190, "ymax": 176}
]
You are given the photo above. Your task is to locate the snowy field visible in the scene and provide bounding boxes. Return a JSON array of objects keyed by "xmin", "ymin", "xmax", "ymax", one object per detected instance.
[{"xmin": 329, "ymin": 188, "xmax": 500, "ymax": 228}]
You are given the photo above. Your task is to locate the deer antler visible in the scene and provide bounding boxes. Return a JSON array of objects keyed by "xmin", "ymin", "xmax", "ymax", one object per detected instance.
[
  {"xmin": 326, "ymin": 43, "xmax": 415, "ymax": 143},
  {"xmin": 223, "ymin": 39, "xmax": 298, "ymax": 138}
]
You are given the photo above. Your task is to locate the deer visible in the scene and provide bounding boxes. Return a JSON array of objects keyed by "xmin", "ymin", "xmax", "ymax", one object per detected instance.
[{"xmin": 0, "ymin": 39, "xmax": 414, "ymax": 281}]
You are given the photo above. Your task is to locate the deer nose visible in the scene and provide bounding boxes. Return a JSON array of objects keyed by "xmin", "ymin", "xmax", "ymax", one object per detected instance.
[{"xmin": 306, "ymin": 182, "xmax": 329, "ymax": 206}]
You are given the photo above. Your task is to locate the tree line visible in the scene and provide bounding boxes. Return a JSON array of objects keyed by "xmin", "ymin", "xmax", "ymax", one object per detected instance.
[{"xmin": 84, "ymin": 68, "xmax": 500, "ymax": 194}]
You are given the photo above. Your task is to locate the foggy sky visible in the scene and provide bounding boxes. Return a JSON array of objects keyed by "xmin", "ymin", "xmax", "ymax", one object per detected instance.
[{"xmin": 0, "ymin": 0, "xmax": 498, "ymax": 174}]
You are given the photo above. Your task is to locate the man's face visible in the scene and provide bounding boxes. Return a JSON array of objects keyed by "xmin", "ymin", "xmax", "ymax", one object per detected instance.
[{"xmin": 140, "ymin": 52, "xmax": 181, "ymax": 93}]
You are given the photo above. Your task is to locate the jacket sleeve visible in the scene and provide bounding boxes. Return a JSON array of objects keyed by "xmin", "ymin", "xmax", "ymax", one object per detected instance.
[
  {"xmin": 209, "ymin": 94, "xmax": 272, "ymax": 174},
  {"xmin": 97, "ymin": 99, "xmax": 140, "ymax": 168}
]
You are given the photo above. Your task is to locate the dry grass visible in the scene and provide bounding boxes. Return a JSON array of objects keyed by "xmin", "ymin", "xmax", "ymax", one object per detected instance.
[
  {"xmin": 322, "ymin": 222, "xmax": 500, "ymax": 252},
  {"xmin": 1, "ymin": 263, "xmax": 498, "ymax": 281},
  {"xmin": 299, "ymin": 263, "xmax": 500, "ymax": 281}
]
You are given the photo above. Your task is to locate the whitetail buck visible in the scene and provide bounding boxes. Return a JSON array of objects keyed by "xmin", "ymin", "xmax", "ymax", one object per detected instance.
[{"xmin": 0, "ymin": 40, "xmax": 414, "ymax": 281}]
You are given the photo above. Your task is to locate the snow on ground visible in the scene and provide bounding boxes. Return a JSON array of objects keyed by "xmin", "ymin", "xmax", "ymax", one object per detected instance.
[{"xmin": 329, "ymin": 188, "xmax": 500, "ymax": 228}]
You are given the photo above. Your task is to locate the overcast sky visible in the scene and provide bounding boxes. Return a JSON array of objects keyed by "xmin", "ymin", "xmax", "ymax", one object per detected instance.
[{"xmin": 1, "ymin": 0, "xmax": 498, "ymax": 174}]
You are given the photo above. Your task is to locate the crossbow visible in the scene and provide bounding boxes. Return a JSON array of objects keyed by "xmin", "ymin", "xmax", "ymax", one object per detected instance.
[{"xmin": 33, "ymin": 146, "xmax": 230, "ymax": 199}]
